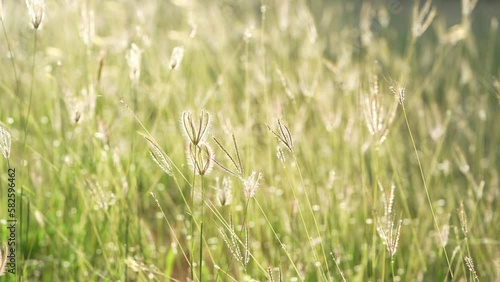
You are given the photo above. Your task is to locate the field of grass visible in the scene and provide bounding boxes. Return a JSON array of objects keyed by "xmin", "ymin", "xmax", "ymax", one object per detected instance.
[{"xmin": 1, "ymin": 0, "xmax": 499, "ymax": 281}]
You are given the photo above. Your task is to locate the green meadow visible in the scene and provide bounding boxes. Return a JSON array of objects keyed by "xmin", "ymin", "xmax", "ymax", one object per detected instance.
[{"xmin": 0, "ymin": 0, "xmax": 499, "ymax": 281}]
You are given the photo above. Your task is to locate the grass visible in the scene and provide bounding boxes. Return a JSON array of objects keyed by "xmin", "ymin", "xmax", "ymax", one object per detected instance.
[{"xmin": 0, "ymin": 0, "xmax": 499, "ymax": 281}]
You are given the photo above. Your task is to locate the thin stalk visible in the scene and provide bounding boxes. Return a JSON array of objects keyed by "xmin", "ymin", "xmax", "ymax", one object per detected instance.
[
  {"xmin": 24, "ymin": 30, "xmax": 38, "ymax": 149},
  {"xmin": 391, "ymin": 258, "xmax": 396, "ymax": 281},
  {"xmin": 254, "ymin": 200, "xmax": 303, "ymax": 281},
  {"xmin": 330, "ymin": 252, "xmax": 346, "ymax": 282},
  {"xmin": 150, "ymin": 192, "xmax": 190, "ymax": 265},
  {"xmin": 401, "ymin": 103, "xmax": 453, "ymax": 277},
  {"xmin": 371, "ymin": 149, "xmax": 380, "ymax": 277},
  {"xmin": 20, "ymin": 28, "xmax": 39, "ymax": 278},
  {"xmin": 245, "ymin": 36, "xmax": 250, "ymax": 125},
  {"xmin": 199, "ymin": 176, "xmax": 205, "ymax": 281},
  {"xmin": 125, "ymin": 214, "xmax": 129, "ymax": 281},
  {"xmin": 199, "ymin": 222, "xmax": 203, "ymax": 282},
  {"xmin": 381, "ymin": 247, "xmax": 386, "ymax": 280},
  {"xmin": 190, "ymin": 169, "xmax": 196, "ymax": 281},
  {"xmin": 280, "ymin": 160, "xmax": 324, "ymax": 279},
  {"xmin": 293, "ymin": 154, "xmax": 331, "ymax": 278}
]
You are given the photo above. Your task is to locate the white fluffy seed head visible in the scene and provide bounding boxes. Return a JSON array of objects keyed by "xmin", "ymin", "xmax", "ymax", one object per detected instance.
[
  {"xmin": 26, "ymin": 0, "xmax": 45, "ymax": 29},
  {"xmin": 0, "ymin": 125, "xmax": 11, "ymax": 159},
  {"xmin": 216, "ymin": 176, "xmax": 233, "ymax": 206},
  {"xmin": 243, "ymin": 172, "xmax": 262, "ymax": 199},
  {"xmin": 145, "ymin": 136, "xmax": 173, "ymax": 176},
  {"xmin": 186, "ymin": 142, "xmax": 214, "ymax": 176},
  {"xmin": 411, "ymin": 0, "xmax": 436, "ymax": 39},
  {"xmin": 0, "ymin": 0, "xmax": 4, "ymax": 21},
  {"xmin": 361, "ymin": 75, "xmax": 398, "ymax": 145},
  {"xmin": 181, "ymin": 110, "xmax": 211, "ymax": 145},
  {"xmin": 126, "ymin": 43, "xmax": 142, "ymax": 86},
  {"xmin": 79, "ymin": 3, "xmax": 95, "ymax": 46},
  {"xmin": 0, "ymin": 243, "xmax": 8, "ymax": 276},
  {"xmin": 169, "ymin": 46, "xmax": 184, "ymax": 70}
]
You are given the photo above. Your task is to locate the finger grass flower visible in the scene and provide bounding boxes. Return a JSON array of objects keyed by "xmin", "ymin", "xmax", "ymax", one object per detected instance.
[{"xmin": 26, "ymin": 0, "xmax": 45, "ymax": 29}]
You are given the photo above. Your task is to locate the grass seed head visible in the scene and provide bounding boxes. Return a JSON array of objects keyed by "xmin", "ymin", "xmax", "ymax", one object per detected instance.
[
  {"xmin": 268, "ymin": 119, "xmax": 294, "ymax": 153},
  {"xmin": 79, "ymin": 2, "xmax": 95, "ymax": 46},
  {"xmin": 390, "ymin": 85, "xmax": 405, "ymax": 105},
  {"xmin": 126, "ymin": 43, "xmax": 142, "ymax": 86},
  {"xmin": 187, "ymin": 142, "xmax": 214, "ymax": 176},
  {"xmin": 276, "ymin": 145, "xmax": 286, "ymax": 163},
  {"xmin": 0, "ymin": 126, "xmax": 11, "ymax": 159},
  {"xmin": 212, "ymin": 134, "xmax": 244, "ymax": 177},
  {"xmin": 181, "ymin": 110, "xmax": 211, "ymax": 146},
  {"xmin": 464, "ymin": 256, "xmax": 479, "ymax": 280},
  {"xmin": 462, "ymin": 0, "xmax": 478, "ymax": 17},
  {"xmin": 216, "ymin": 176, "xmax": 232, "ymax": 206},
  {"xmin": 219, "ymin": 217, "xmax": 250, "ymax": 268},
  {"xmin": 25, "ymin": 0, "xmax": 45, "ymax": 29},
  {"xmin": 376, "ymin": 181, "xmax": 402, "ymax": 257},
  {"xmin": 361, "ymin": 75, "xmax": 397, "ymax": 145},
  {"xmin": 87, "ymin": 180, "xmax": 117, "ymax": 211},
  {"xmin": 458, "ymin": 201, "xmax": 468, "ymax": 237},
  {"xmin": 412, "ymin": 0, "xmax": 436, "ymax": 39},
  {"xmin": 0, "ymin": 244, "xmax": 7, "ymax": 276},
  {"xmin": 439, "ymin": 214, "xmax": 451, "ymax": 248},
  {"xmin": 145, "ymin": 136, "xmax": 173, "ymax": 176},
  {"xmin": 0, "ymin": 0, "xmax": 4, "ymax": 21},
  {"xmin": 243, "ymin": 171, "xmax": 262, "ymax": 199},
  {"xmin": 169, "ymin": 46, "xmax": 184, "ymax": 70},
  {"xmin": 124, "ymin": 257, "xmax": 160, "ymax": 279}
]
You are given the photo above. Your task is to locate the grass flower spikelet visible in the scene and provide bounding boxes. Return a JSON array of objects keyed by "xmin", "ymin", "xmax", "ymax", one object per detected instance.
[
  {"xmin": 181, "ymin": 110, "xmax": 211, "ymax": 146},
  {"xmin": 126, "ymin": 43, "xmax": 142, "ymax": 86},
  {"xmin": 187, "ymin": 142, "xmax": 214, "ymax": 176},
  {"xmin": 26, "ymin": 0, "xmax": 45, "ymax": 29},
  {"xmin": 243, "ymin": 171, "xmax": 262, "ymax": 199},
  {"xmin": 0, "ymin": 126, "xmax": 11, "ymax": 159}
]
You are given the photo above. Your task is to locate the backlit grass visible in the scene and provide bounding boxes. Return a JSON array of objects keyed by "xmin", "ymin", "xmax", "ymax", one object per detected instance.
[{"xmin": 0, "ymin": 0, "xmax": 499, "ymax": 281}]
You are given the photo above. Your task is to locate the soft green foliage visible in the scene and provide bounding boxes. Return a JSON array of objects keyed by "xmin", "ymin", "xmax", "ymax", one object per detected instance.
[{"xmin": 0, "ymin": 0, "xmax": 499, "ymax": 281}]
